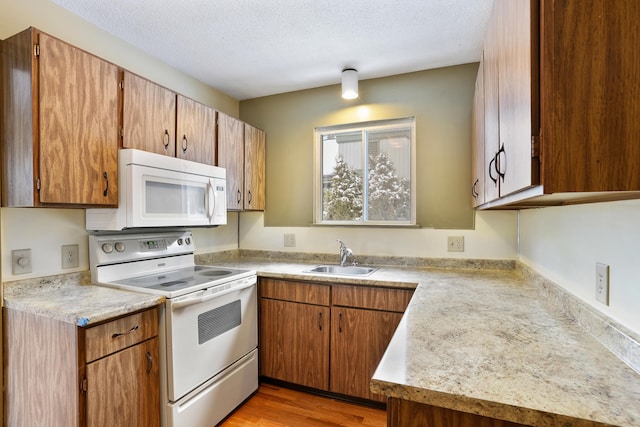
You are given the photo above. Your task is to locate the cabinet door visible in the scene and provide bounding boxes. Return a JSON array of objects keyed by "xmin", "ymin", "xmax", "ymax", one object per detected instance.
[
  {"xmin": 260, "ymin": 298, "xmax": 329, "ymax": 390},
  {"xmin": 471, "ymin": 58, "xmax": 485, "ymax": 207},
  {"xmin": 176, "ymin": 95, "xmax": 216, "ymax": 165},
  {"xmin": 217, "ymin": 112, "xmax": 245, "ymax": 209},
  {"xmin": 244, "ymin": 123, "xmax": 266, "ymax": 210},
  {"xmin": 483, "ymin": 3, "xmax": 501, "ymax": 203},
  {"xmin": 38, "ymin": 33, "xmax": 119, "ymax": 205},
  {"xmin": 85, "ymin": 338, "xmax": 160, "ymax": 427},
  {"xmin": 122, "ymin": 71, "xmax": 176, "ymax": 157},
  {"xmin": 330, "ymin": 307, "xmax": 403, "ymax": 402},
  {"xmin": 496, "ymin": 0, "xmax": 538, "ymax": 197}
]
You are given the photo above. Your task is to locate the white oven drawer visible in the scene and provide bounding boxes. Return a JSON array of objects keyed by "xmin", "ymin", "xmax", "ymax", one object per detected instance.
[
  {"xmin": 167, "ymin": 348, "xmax": 258, "ymax": 427},
  {"xmin": 165, "ymin": 277, "xmax": 257, "ymax": 401}
]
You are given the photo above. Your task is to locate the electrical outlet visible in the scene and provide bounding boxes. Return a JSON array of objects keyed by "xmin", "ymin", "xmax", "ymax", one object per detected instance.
[
  {"xmin": 62, "ymin": 244, "xmax": 80, "ymax": 269},
  {"xmin": 595, "ymin": 262, "xmax": 610, "ymax": 305},
  {"xmin": 447, "ymin": 236, "xmax": 464, "ymax": 252},
  {"xmin": 12, "ymin": 249, "xmax": 32, "ymax": 275},
  {"xmin": 284, "ymin": 233, "xmax": 296, "ymax": 248}
]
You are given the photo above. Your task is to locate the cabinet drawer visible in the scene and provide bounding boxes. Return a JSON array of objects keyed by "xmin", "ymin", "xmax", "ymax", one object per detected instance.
[
  {"xmin": 260, "ymin": 279, "xmax": 330, "ymax": 306},
  {"xmin": 332, "ymin": 285, "xmax": 413, "ymax": 312},
  {"xmin": 85, "ymin": 307, "xmax": 159, "ymax": 363}
]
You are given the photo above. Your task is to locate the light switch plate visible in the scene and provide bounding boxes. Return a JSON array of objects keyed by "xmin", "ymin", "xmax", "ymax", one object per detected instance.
[{"xmin": 12, "ymin": 249, "xmax": 32, "ymax": 275}]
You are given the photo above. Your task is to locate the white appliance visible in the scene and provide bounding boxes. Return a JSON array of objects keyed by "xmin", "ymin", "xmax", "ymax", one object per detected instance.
[
  {"xmin": 86, "ymin": 149, "xmax": 227, "ymax": 231},
  {"xmin": 90, "ymin": 230, "xmax": 258, "ymax": 427}
]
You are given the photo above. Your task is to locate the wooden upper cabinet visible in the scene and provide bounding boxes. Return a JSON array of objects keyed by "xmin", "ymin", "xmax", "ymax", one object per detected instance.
[
  {"xmin": 479, "ymin": 0, "xmax": 538, "ymax": 205},
  {"xmin": 217, "ymin": 112, "xmax": 245, "ymax": 209},
  {"xmin": 540, "ymin": 0, "xmax": 640, "ymax": 194},
  {"xmin": 1, "ymin": 28, "xmax": 119, "ymax": 207},
  {"xmin": 471, "ymin": 58, "xmax": 486, "ymax": 207},
  {"xmin": 244, "ymin": 123, "xmax": 266, "ymax": 210},
  {"xmin": 496, "ymin": 0, "xmax": 538, "ymax": 198},
  {"xmin": 121, "ymin": 71, "xmax": 176, "ymax": 157},
  {"xmin": 217, "ymin": 115, "xmax": 266, "ymax": 211},
  {"xmin": 476, "ymin": 0, "xmax": 640, "ymax": 208},
  {"xmin": 121, "ymin": 74, "xmax": 216, "ymax": 164},
  {"xmin": 176, "ymin": 95, "xmax": 216, "ymax": 165}
]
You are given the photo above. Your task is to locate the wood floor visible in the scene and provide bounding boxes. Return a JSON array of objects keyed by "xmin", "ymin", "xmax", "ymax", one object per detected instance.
[{"xmin": 220, "ymin": 383, "xmax": 387, "ymax": 427}]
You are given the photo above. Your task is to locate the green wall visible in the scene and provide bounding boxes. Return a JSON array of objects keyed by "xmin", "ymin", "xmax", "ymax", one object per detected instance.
[{"xmin": 240, "ymin": 63, "xmax": 478, "ymax": 229}]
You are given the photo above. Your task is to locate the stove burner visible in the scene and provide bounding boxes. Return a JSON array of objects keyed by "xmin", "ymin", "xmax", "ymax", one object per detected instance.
[
  {"xmin": 160, "ymin": 280, "xmax": 189, "ymax": 287},
  {"xmin": 198, "ymin": 270, "xmax": 233, "ymax": 277}
]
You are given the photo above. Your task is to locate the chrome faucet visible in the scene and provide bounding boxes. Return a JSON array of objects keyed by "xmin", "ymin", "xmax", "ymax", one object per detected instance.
[{"xmin": 337, "ymin": 240, "xmax": 353, "ymax": 267}]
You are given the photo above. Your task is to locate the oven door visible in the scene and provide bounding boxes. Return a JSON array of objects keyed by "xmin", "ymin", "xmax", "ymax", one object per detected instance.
[{"xmin": 165, "ymin": 275, "xmax": 257, "ymax": 401}]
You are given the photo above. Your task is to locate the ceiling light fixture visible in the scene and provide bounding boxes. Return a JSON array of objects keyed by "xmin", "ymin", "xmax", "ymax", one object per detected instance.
[{"xmin": 341, "ymin": 68, "xmax": 358, "ymax": 100}]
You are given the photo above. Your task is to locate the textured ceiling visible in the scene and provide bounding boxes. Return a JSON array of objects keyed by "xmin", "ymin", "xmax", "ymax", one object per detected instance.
[{"xmin": 50, "ymin": 0, "xmax": 494, "ymax": 100}]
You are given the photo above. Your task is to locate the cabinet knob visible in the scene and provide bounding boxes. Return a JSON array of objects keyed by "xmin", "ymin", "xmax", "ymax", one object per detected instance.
[{"xmin": 182, "ymin": 135, "xmax": 188, "ymax": 152}]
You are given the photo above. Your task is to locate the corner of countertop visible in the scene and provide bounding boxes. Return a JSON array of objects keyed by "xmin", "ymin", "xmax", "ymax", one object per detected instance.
[{"xmin": 516, "ymin": 261, "xmax": 640, "ymax": 374}]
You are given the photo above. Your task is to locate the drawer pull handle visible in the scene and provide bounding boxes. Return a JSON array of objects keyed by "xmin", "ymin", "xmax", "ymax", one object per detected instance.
[
  {"xmin": 318, "ymin": 312, "xmax": 323, "ymax": 331},
  {"xmin": 112, "ymin": 324, "xmax": 139, "ymax": 339},
  {"xmin": 146, "ymin": 351, "xmax": 153, "ymax": 374},
  {"xmin": 102, "ymin": 172, "xmax": 109, "ymax": 197},
  {"xmin": 338, "ymin": 312, "xmax": 343, "ymax": 333}
]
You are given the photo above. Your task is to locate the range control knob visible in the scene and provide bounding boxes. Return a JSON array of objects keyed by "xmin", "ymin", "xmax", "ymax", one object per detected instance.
[
  {"xmin": 177, "ymin": 238, "xmax": 183, "ymax": 245},
  {"xmin": 185, "ymin": 237, "xmax": 192, "ymax": 245},
  {"xmin": 114, "ymin": 242, "xmax": 126, "ymax": 253},
  {"xmin": 101, "ymin": 243, "xmax": 114, "ymax": 254}
]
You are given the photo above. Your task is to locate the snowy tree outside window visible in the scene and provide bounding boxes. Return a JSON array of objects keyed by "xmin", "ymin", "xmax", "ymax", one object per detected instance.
[{"xmin": 314, "ymin": 118, "xmax": 416, "ymax": 225}]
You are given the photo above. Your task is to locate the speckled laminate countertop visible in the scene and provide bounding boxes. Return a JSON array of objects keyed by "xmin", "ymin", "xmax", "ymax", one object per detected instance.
[
  {"xmin": 2, "ymin": 271, "xmax": 164, "ymax": 327},
  {"xmin": 197, "ymin": 253, "xmax": 640, "ymax": 427}
]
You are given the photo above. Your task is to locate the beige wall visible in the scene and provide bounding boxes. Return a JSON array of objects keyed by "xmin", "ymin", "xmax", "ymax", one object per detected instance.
[
  {"xmin": 240, "ymin": 64, "xmax": 478, "ymax": 229},
  {"xmin": 0, "ymin": 0, "xmax": 239, "ymax": 116},
  {"xmin": 519, "ymin": 200, "xmax": 640, "ymax": 335}
]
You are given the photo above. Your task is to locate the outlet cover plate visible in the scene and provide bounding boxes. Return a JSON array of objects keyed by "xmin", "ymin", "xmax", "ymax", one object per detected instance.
[
  {"xmin": 595, "ymin": 262, "xmax": 609, "ymax": 305},
  {"xmin": 62, "ymin": 244, "xmax": 80, "ymax": 269},
  {"xmin": 447, "ymin": 236, "xmax": 464, "ymax": 252},
  {"xmin": 283, "ymin": 233, "xmax": 296, "ymax": 248}
]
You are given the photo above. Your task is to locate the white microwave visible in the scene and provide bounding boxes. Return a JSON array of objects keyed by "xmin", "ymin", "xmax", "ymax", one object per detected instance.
[{"xmin": 86, "ymin": 149, "xmax": 227, "ymax": 230}]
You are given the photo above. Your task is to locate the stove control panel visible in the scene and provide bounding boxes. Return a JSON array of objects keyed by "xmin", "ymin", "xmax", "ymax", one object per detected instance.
[{"xmin": 90, "ymin": 230, "xmax": 195, "ymax": 267}]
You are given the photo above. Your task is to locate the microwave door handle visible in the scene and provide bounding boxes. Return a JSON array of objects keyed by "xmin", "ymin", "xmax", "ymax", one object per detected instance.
[{"xmin": 206, "ymin": 179, "xmax": 215, "ymax": 221}]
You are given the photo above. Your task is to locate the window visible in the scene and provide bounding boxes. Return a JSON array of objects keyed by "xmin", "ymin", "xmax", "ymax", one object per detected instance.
[{"xmin": 314, "ymin": 118, "xmax": 416, "ymax": 225}]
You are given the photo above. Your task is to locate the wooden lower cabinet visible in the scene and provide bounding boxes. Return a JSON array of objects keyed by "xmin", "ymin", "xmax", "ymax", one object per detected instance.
[
  {"xmin": 3, "ymin": 306, "xmax": 160, "ymax": 427},
  {"xmin": 259, "ymin": 278, "xmax": 413, "ymax": 403},
  {"xmin": 260, "ymin": 299, "xmax": 329, "ymax": 389},
  {"xmin": 387, "ymin": 398, "xmax": 528, "ymax": 427},
  {"xmin": 330, "ymin": 307, "xmax": 403, "ymax": 402},
  {"xmin": 85, "ymin": 338, "xmax": 160, "ymax": 427}
]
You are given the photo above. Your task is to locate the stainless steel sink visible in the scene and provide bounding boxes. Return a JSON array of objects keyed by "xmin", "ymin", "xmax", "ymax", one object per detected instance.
[{"xmin": 304, "ymin": 265, "xmax": 378, "ymax": 276}]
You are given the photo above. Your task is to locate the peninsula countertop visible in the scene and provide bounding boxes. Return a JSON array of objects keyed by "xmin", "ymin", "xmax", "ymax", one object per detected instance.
[
  {"xmin": 200, "ymin": 255, "xmax": 640, "ymax": 427},
  {"xmin": 2, "ymin": 272, "xmax": 164, "ymax": 327}
]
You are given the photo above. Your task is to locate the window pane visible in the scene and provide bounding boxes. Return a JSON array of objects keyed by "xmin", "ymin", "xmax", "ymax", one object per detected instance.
[
  {"xmin": 322, "ymin": 131, "xmax": 363, "ymax": 221},
  {"xmin": 366, "ymin": 128, "xmax": 412, "ymax": 221},
  {"xmin": 315, "ymin": 118, "xmax": 415, "ymax": 225}
]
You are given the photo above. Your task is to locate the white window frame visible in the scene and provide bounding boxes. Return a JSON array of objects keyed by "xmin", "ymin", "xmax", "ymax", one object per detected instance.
[{"xmin": 313, "ymin": 117, "xmax": 417, "ymax": 226}]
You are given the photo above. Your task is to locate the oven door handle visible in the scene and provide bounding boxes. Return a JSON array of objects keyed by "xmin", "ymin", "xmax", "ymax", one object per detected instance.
[{"xmin": 170, "ymin": 279, "xmax": 255, "ymax": 311}]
